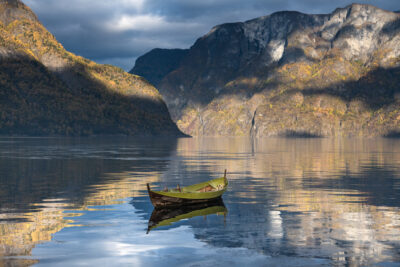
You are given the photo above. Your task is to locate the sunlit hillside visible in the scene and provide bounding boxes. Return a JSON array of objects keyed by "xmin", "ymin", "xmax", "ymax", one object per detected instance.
[{"xmin": 0, "ymin": 0, "xmax": 181, "ymax": 136}]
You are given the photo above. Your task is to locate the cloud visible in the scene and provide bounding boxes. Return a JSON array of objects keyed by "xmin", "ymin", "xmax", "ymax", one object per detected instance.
[
  {"xmin": 23, "ymin": 0, "xmax": 399, "ymax": 71},
  {"xmin": 106, "ymin": 14, "xmax": 202, "ymax": 33},
  {"xmin": 107, "ymin": 14, "xmax": 166, "ymax": 32}
]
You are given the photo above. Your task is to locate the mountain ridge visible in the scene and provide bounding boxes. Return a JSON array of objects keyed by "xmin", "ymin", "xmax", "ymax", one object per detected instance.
[
  {"xmin": 0, "ymin": 0, "xmax": 182, "ymax": 136},
  {"xmin": 130, "ymin": 48, "xmax": 188, "ymax": 88},
  {"xmin": 133, "ymin": 4, "xmax": 400, "ymax": 137}
]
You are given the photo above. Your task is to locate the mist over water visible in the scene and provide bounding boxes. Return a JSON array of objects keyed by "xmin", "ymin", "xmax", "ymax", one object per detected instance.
[{"xmin": 0, "ymin": 137, "xmax": 400, "ymax": 266}]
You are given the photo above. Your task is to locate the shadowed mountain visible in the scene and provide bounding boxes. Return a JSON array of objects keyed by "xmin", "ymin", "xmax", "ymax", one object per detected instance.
[
  {"xmin": 0, "ymin": 0, "xmax": 182, "ymax": 136},
  {"xmin": 130, "ymin": 48, "xmax": 188, "ymax": 88},
  {"xmin": 132, "ymin": 4, "xmax": 400, "ymax": 137}
]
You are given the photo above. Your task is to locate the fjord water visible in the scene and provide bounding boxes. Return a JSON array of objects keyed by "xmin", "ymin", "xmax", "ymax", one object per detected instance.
[{"xmin": 1, "ymin": 137, "xmax": 400, "ymax": 266}]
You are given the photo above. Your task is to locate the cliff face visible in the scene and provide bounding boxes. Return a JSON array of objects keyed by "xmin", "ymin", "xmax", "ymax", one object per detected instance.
[
  {"xmin": 134, "ymin": 4, "xmax": 400, "ymax": 137},
  {"xmin": 0, "ymin": 0, "xmax": 182, "ymax": 136},
  {"xmin": 130, "ymin": 48, "xmax": 188, "ymax": 87}
]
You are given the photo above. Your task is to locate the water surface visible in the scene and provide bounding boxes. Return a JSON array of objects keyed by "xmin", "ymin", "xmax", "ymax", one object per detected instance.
[{"xmin": 1, "ymin": 137, "xmax": 400, "ymax": 266}]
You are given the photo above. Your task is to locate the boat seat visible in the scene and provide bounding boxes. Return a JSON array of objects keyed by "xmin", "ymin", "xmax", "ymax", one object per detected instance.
[{"xmin": 197, "ymin": 184, "xmax": 216, "ymax": 192}]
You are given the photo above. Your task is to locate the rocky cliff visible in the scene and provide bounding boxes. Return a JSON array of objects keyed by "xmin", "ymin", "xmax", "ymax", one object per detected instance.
[
  {"xmin": 0, "ymin": 0, "xmax": 182, "ymax": 136},
  {"xmin": 130, "ymin": 48, "xmax": 188, "ymax": 88},
  {"xmin": 134, "ymin": 4, "xmax": 400, "ymax": 137}
]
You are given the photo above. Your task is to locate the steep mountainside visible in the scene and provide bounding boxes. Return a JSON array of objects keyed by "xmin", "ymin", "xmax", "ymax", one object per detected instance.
[
  {"xmin": 0, "ymin": 0, "xmax": 181, "ymax": 136},
  {"xmin": 130, "ymin": 48, "xmax": 188, "ymax": 87},
  {"xmin": 133, "ymin": 4, "xmax": 400, "ymax": 137}
]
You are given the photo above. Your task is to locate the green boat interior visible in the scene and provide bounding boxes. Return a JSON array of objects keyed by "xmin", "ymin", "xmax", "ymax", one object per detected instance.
[{"xmin": 163, "ymin": 177, "xmax": 227, "ymax": 193}]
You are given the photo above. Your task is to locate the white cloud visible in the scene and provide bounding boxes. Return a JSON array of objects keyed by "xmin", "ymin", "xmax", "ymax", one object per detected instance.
[
  {"xmin": 108, "ymin": 14, "xmax": 165, "ymax": 31},
  {"xmin": 119, "ymin": 0, "xmax": 146, "ymax": 11},
  {"xmin": 106, "ymin": 14, "xmax": 203, "ymax": 33}
]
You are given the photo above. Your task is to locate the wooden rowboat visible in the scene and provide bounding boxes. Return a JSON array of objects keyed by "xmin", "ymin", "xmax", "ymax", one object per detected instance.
[
  {"xmin": 147, "ymin": 170, "xmax": 228, "ymax": 208},
  {"xmin": 147, "ymin": 200, "xmax": 227, "ymax": 233}
]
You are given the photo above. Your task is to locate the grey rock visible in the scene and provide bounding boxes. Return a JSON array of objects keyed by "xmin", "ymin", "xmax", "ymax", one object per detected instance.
[
  {"xmin": 132, "ymin": 4, "xmax": 400, "ymax": 136},
  {"xmin": 0, "ymin": 0, "xmax": 38, "ymax": 25},
  {"xmin": 130, "ymin": 48, "xmax": 188, "ymax": 87}
]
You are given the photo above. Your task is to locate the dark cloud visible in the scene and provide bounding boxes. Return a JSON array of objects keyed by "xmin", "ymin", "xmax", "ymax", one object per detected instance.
[{"xmin": 23, "ymin": 0, "xmax": 399, "ymax": 71}]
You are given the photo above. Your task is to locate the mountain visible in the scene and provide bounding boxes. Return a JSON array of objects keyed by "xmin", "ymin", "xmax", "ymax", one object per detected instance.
[
  {"xmin": 0, "ymin": 0, "xmax": 182, "ymax": 136},
  {"xmin": 130, "ymin": 48, "xmax": 188, "ymax": 88},
  {"xmin": 133, "ymin": 4, "xmax": 400, "ymax": 137}
]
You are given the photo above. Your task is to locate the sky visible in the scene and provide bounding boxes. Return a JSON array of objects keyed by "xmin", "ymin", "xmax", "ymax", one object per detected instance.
[{"xmin": 24, "ymin": 0, "xmax": 399, "ymax": 71}]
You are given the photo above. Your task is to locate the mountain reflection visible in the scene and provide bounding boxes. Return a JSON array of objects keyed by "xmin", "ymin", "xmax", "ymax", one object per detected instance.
[
  {"xmin": 174, "ymin": 138, "xmax": 400, "ymax": 266},
  {"xmin": 0, "ymin": 137, "xmax": 177, "ymax": 266},
  {"xmin": 0, "ymin": 137, "xmax": 400, "ymax": 266}
]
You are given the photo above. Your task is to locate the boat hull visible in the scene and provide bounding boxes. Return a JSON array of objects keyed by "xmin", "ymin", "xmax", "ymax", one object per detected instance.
[
  {"xmin": 148, "ymin": 190, "xmax": 223, "ymax": 208},
  {"xmin": 147, "ymin": 172, "xmax": 228, "ymax": 208}
]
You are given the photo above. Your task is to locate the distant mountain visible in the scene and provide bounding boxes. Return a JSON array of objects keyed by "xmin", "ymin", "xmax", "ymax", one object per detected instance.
[
  {"xmin": 132, "ymin": 4, "xmax": 400, "ymax": 137},
  {"xmin": 130, "ymin": 48, "xmax": 188, "ymax": 87},
  {"xmin": 0, "ymin": 0, "xmax": 182, "ymax": 136}
]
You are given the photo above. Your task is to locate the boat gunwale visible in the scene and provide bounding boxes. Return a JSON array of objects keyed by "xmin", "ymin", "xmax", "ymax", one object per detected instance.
[{"xmin": 146, "ymin": 171, "xmax": 228, "ymax": 202}]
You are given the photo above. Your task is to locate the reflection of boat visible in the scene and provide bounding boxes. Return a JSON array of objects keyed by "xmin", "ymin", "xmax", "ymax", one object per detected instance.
[
  {"xmin": 147, "ymin": 170, "xmax": 228, "ymax": 208},
  {"xmin": 147, "ymin": 200, "xmax": 227, "ymax": 233}
]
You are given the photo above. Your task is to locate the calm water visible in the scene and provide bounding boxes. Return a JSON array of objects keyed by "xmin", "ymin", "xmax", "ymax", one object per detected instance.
[{"xmin": 1, "ymin": 137, "xmax": 400, "ymax": 266}]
